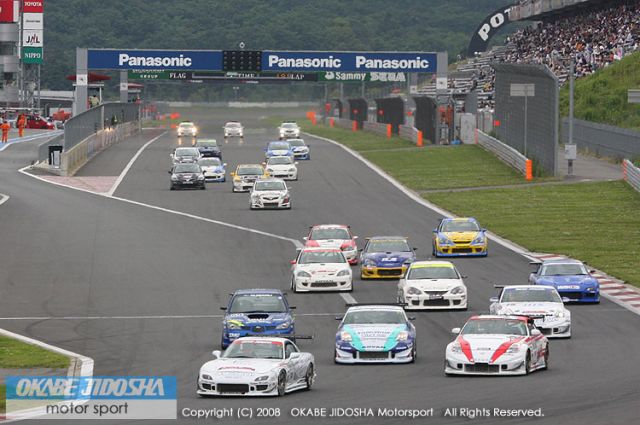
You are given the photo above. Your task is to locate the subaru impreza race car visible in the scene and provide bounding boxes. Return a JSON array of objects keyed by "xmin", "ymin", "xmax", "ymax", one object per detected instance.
[
  {"xmin": 360, "ymin": 236, "xmax": 416, "ymax": 279},
  {"xmin": 445, "ymin": 315, "xmax": 548, "ymax": 376},
  {"xmin": 198, "ymin": 157, "xmax": 226, "ymax": 182},
  {"xmin": 286, "ymin": 138, "xmax": 310, "ymax": 160},
  {"xmin": 265, "ymin": 141, "xmax": 294, "ymax": 159},
  {"xmin": 490, "ymin": 285, "xmax": 571, "ymax": 338},
  {"xmin": 194, "ymin": 139, "xmax": 222, "ymax": 159},
  {"xmin": 529, "ymin": 259, "xmax": 599, "ymax": 303},
  {"xmin": 197, "ymin": 337, "xmax": 315, "ymax": 397},
  {"xmin": 304, "ymin": 224, "xmax": 358, "ymax": 265},
  {"xmin": 291, "ymin": 248, "xmax": 352, "ymax": 292},
  {"xmin": 432, "ymin": 217, "xmax": 488, "ymax": 257},
  {"xmin": 334, "ymin": 305, "xmax": 416, "ymax": 364},
  {"xmin": 397, "ymin": 261, "xmax": 467, "ymax": 310},
  {"xmin": 220, "ymin": 289, "xmax": 295, "ymax": 348}
]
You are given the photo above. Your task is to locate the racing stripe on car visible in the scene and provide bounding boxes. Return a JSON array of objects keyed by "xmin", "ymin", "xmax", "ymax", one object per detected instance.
[
  {"xmin": 490, "ymin": 337, "xmax": 525, "ymax": 363},
  {"xmin": 456, "ymin": 336, "xmax": 473, "ymax": 362}
]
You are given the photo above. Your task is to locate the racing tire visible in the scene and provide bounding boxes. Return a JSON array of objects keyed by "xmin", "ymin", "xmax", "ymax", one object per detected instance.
[
  {"xmin": 542, "ymin": 344, "xmax": 549, "ymax": 370},
  {"xmin": 333, "ymin": 350, "xmax": 340, "ymax": 365},
  {"xmin": 304, "ymin": 364, "xmax": 314, "ymax": 390},
  {"xmin": 232, "ymin": 186, "xmax": 237, "ymax": 193},
  {"xmin": 410, "ymin": 344, "xmax": 417, "ymax": 363},
  {"xmin": 200, "ymin": 185, "xmax": 206, "ymax": 190},
  {"xmin": 525, "ymin": 351, "xmax": 532, "ymax": 375},
  {"xmin": 291, "ymin": 277, "xmax": 298, "ymax": 293},
  {"xmin": 277, "ymin": 371, "xmax": 287, "ymax": 397},
  {"xmin": 170, "ymin": 185, "xmax": 175, "ymax": 191}
]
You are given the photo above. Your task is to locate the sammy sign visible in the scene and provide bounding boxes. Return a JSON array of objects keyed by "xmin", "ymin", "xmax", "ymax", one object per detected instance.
[
  {"xmin": 262, "ymin": 51, "xmax": 437, "ymax": 73},
  {"xmin": 5, "ymin": 376, "xmax": 177, "ymax": 420}
]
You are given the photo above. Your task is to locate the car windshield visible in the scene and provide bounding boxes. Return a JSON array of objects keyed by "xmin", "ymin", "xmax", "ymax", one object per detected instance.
[
  {"xmin": 179, "ymin": 122, "xmax": 194, "ymax": 128},
  {"xmin": 281, "ymin": 123, "xmax": 298, "ymax": 129},
  {"xmin": 343, "ymin": 310, "xmax": 406, "ymax": 325},
  {"xmin": 254, "ymin": 181, "xmax": 286, "ymax": 191},
  {"xmin": 310, "ymin": 228, "xmax": 350, "ymax": 240},
  {"xmin": 225, "ymin": 122, "xmax": 241, "ymax": 127},
  {"xmin": 198, "ymin": 158, "xmax": 221, "ymax": 167},
  {"xmin": 269, "ymin": 142, "xmax": 290, "ymax": 150},
  {"xmin": 298, "ymin": 251, "xmax": 345, "ymax": 264},
  {"xmin": 175, "ymin": 148, "xmax": 199, "ymax": 156},
  {"xmin": 501, "ymin": 288, "xmax": 562, "ymax": 303},
  {"xmin": 540, "ymin": 263, "xmax": 587, "ymax": 276},
  {"xmin": 367, "ymin": 239, "xmax": 411, "ymax": 252},
  {"xmin": 223, "ymin": 341, "xmax": 283, "ymax": 359},
  {"xmin": 229, "ymin": 294, "xmax": 287, "ymax": 313},
  {"xmin": 461, "ymin": 319, "xmax": 527, "ymax": 336},
  {"xmin": 268, "ymin": 157, "xmax": 293, "ymax": 165},
  {"xmin": 287, "ymin": 140, "xmax": 304, "ymax": 147},
  {"xmin": 407, "ymin": 266, "xmax": 458, "ymax": 280},
  {"xmin": 196, "ymin": 140, "xmax": 217, "ymax": 147},
  {"xmin": 237, "ymin": 166, "xmax": 263, "ymax": 175},
  {"xmin": 174, "ymin": 164, "xmax": 200, "ymax": 173},
  {"xmin": 441, "ymin": 220, "xmax": 480, "ymax": 232}
]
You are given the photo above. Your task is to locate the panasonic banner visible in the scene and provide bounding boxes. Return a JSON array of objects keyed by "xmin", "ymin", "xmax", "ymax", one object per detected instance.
[
  {"xmin": 262, "ymin": 51, "xmax": 437, "ymax": 73},
  {"xmin": 87, "ymin": 49, "xmax": 222, "ymax": 70},
  {"xmin": 5, "ymin": 376, "xmax": 177, "ymax": 420}
]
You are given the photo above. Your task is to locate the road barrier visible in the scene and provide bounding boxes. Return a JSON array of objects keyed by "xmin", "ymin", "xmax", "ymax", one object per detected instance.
[
  {"xmin": 362, "ymin": 121, "xmax": 389, "ymax": 137},
  {"xmin": 398, "ymin": 125, "xmax": 422, "ymax": 146},
  {"xmin": 623, "ymin": 160, "xmax": 640, "ymax": 193},
  {"xmin": 64, "ymin": 102, "xmax": 140, "ymax": 151},
  {"xmin": 561, "ymin": 118, "xmax": 640, "ymax": 161},
  {"xmin": 477, "ymin": 129, "xmax": 533, "ymax": 180}
]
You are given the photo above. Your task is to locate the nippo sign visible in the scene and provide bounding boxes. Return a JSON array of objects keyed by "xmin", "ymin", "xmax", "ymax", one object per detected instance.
[{"xmin": 22, "ymin": 0, "xmax": 43, "ymax": 13}]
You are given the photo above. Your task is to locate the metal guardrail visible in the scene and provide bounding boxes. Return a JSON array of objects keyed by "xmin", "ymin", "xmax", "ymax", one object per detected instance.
[
  {"xmin": 477, "ymin": 130, "xmax": 532, "ymax": 180},
  {"xmin": 561, "ymin": 118, "xmax": 640, "ymax": 160},
  {"xmin": 64, "ymin": 102, "xmax": 139, "ymax": 151},
  {"xmin": 362, "ymin": 121, "xmax": 388, "ymax": 137},
  {"xmin": 623, "ymin": 160, "xmax": 640, "ymax": 193},
  {"xmin": 398, "ymin": 125, "xmax": 420, "ymax": 144}
]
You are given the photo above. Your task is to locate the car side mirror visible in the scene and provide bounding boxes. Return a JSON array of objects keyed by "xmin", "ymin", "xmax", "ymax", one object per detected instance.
[
  {"xmin": 290, "ymin": 260, "xmax": 297, "ymax": 265},
  {"xmin": 289, "ymin": 306, "xmax": 296, "ymax": 310},
  {"xmin": 353, "ymin": 236, "xmax": 359, "ymax": 240},
  {"xmin": 335, "ymin": 316, "xmax": 343, "ymax": 321},
  {"xmin": 303, "ymin": 237, "xmax": 308, "ymax": 241},
  {"xmin": 261, "ymin": 162, "xmax": 266, "ymax": 166},
  {"xmin": 211, "ymin": 350, "xmax": 221, "ymax": 358},
  {"xmin": 432, "ymin": 229, "xmax": 437, "ymax": 233},
  {"xmin": 230, "ymin": 172, "xmax": 235, "ymax": 177},
  {"xmin": 489, "ymin": 297, "xmax": 499, "ymax": 303},
  {"xmin": 589, "ymin": 269, "xmax": 596, "ymax": 274},
  {"xmin": 451, "ymin": 327, "xmax": 461, "ymax": 334},
  {"xmin": 220, "ymin": 306, "xmax": 227, "ymax": 311},
  {"xmin": 289, "ymin": 352, "xmax": 302, "ymax": 360},
  {"xmin": 531, "ymin": 329, "xmax": 542, "ymax": 336},
  {"xmin": 408, "ymin": 316, "xmax": 416, "ymax": 321},
  {"xmin": 461, "ymin": 275, "xmax": 468, "ymax": 279},
  {"xmin": 412, "ymin": 247, "xmax": 418, "ymax": 251},
  {"xmin": 223, "ymin": 163, "xmax": 227, "ymax": 167},
  {"xmin": 295, "ymin": 162, "xmax": 299, "ymax": 165},
  {"xmin": 168, "ymin": 170, "xmax": 172, "ymax": 174}
]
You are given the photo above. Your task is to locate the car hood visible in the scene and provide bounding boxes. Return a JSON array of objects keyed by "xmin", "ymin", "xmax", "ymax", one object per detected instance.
[
  {"xmin": 308, "ymin": 239, "xmax": 348, "ymax": 249},
  {"xmin": 201, "ymin": 358, "xmax": 281, "ymax": 376},
  {"xmin": 175, "ymin": 172, "xmax": 199, "ymax": 179},
  {"xmin": 536, "ymin": 275, "xmax": 597, "ymax": 286},
  {"xmin": 441, "ymin": 231, "xmax": 480, "ymax": 242},
  {"xmin": 201, "ymin": 166, "xmax": 224, "ymax": 173},
  {"xmin": 363, "ymin": 251, "xmax": 414, "ymax": 266},
  {"xmin": 267, "ymin": 164, "xmax": 296, "ymax": 171},
  {"xmin": 340, "ymin": 324, "xmax": 409, "ymax": 351},
  {"xmin": 225, "ymin": 312, "xmax": 291, "ymax": 326},
  {"xmin": 268, "ymin": 149, "xmax": 291, "ymax": 156},
  {"xmin": 496, "ymin": 302, "xmax": 565, "ymax": 316},
  {"xmin": 295, "ymin": 263, "xmax": 349, "ymax": 272},
  {"xmin": 456, "ymin": 334, "xmax": 527, "ymax": 363},
  {"xmin": 404, "ymin": 278, "xmax": 462, "ymax": 291},
  {"xmin": 292, "ymin": 146, "xmax": 308, "ymax": 152}
]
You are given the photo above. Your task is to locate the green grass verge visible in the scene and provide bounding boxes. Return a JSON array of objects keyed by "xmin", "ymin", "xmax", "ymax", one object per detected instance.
[
  {"xmin": 0, "ymin": 336, "xmax": 70, "ymax": 369},
  {"xmin": 425, "ymin": 181, "xmax": 640, "ymax": 286}
]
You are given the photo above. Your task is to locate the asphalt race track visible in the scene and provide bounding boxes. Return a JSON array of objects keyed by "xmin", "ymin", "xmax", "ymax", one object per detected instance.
[{"xmin": 1, "ymin": 108, "xmax": 639, "ymax": 424}]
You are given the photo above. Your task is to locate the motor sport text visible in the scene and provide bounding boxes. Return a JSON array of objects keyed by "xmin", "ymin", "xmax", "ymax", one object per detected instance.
[
  {"xmin": 14, "ymin": 377, "xmax": 166, "ymax": 398},
  {"xmin": 46, "ymin": 402, "xmax": 129, "ymax": 417},
  {"xmin": 118, "ymin": 53, "xmax": 192, "ymax": 68},
  {"xmin": 267, "ymin": 55, "xmax": 430, "ymax": 70}
]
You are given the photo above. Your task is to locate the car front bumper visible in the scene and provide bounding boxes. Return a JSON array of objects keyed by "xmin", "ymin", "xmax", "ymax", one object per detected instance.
[
  {"xmin": 445, "ymin": 353, "xmax": 527, "ymax": 376},
  {"xmin": 267, "ymin": 171, "xmax": 297, "ymax": 180},
  {"xmin": 335, "ymin": 346, "xmax": 413, "ymax": 364},
  {"xmin": 556, "ymin": 288, "xmax": 600, "ymax": 303},
  {"xmin": 233, "ymin": 180, "xmax": 256, "ymax": 192},
  {"xmin": 197, "ymin": 378, "xmax": 278, "ymax": 397},
  {"xmin": 293, "ymin": 151, "xmax": 310, "ymax": 159},
  {"xmin": 361, "ymin": 265, "xmax": 408, "ymax": 279},
  {"xmin": 435, "ymin": 243, "xmax": 488, "ymax": 257},
  {"xmin": 535, "ymin": 318, "xmax": 571, "ymax": 338},
  {"xmin": 171, "ymin": 180, "xmax": 205, "ymax": 189},
  {"xmin": 204, "ymin": 172, "xmax": 225, "ymax": 182},
  {"xmin": 251, "ymin": 198, "xmax": 291, "ymax": 209},
  {"xmin": 294, "ymin": 276, "xmax": 352, "ymax": 292},
  {"xmin": 402, "ymin": 293, "xmax": 467, "ymax": 310}
]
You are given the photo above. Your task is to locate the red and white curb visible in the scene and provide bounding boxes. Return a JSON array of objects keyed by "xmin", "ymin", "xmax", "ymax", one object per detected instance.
[{"xmin": 530, "ymin": 253, "xmax": 640, "ymax": 313}]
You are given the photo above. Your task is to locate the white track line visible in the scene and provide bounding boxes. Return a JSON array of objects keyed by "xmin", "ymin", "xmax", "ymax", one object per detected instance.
[
  {"xmin": 0, "ymin": 193, "xmax": 9, "ymax": 205},
  {"xmin": 106, "ymin": 131, "xmax": 167, "ymax": 196}
]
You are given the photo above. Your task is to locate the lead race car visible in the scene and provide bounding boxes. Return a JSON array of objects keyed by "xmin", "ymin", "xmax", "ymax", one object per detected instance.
[
  {"xmin": 197, "ymin": 337, "xmax": 315, "ymax": 397},
  {"xmin": 445, "ymin": 315, "xmax": 548, "ymax": 376},
  {"xmin": 490, "ymin": 285, "xmax": 571, "ymax": 338},
  {"xmin": 432, "ymin": 217, "xmax": 488, "ymax": 257}
]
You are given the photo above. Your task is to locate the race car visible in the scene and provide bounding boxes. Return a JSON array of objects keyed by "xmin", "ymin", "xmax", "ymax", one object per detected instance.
[
  {"xmin": 198, "ymin": 157, "xmax": 226, "ymax": 182},
  {"xmin": 528, "ymin": 259, "xmax": 599, "ymax": 303},
  {"xmin": 334, "ymin": 305, "xmax": 416, "ymax": 364},
  {"xmin": 230, "ymin": 164, "xmax": 268, "ymax": 192},
  {"xmin": 169, "ymin": 163, "xmax": 206, "ymax": 190},
  {"xmin": 304, "ymin": 224, "xmax": 358, "ymax": 265},
  {"xmin": 264, "ymin": 156, "xmax": 298, "ymax": 181},
  {"xmin": 177, "ymin": 121, "xmax": 197, "ymax": 137},
  {"xmin": 223, "ymin": 121, "xmax": 244, "ymax": 139},
  {"xmin": 194, "ymin": 139, "xmax": 222, "ymax": 159},
  {"xmin": 286, "ymin": 138, "xmax": 310, "ymax": 160},
  {"xmin": 278, "ymin": 121, "xmax": 300, "ymax": 139},
  {"xmin": 220, "ymin": 289, "xmax": 295, "ymax": 349},
  {"xmin": 250, "ymin": 178, "xmax": 291, "ymax": 210},
  {"xmin": 290, "ymin": 248, "xmax": 352, "ymax": 293},
  {"xmin": 445, "ymin": 315, "xmax": 548, "ymax": 376},
  {"xmin": 397, "ymin": 261, "xmax": 467, "ymax": 310},
  {"xmin": 171, "ymin": 146, "xmax": 201, "ymax": 165},
  {"xmin": 432, "ymin": 217, "xmax": 488, "ymax": 257},
  {"xmin": 197, "ymin": 337, "xmax": 315, "ymax": 397},
  {"xmin": 490, "ymin": 285, "xmax": 571, "ymax": 338},
  {"xmin": 360, "ymin": 236, "xmax": 416, "ymax": 279},
  {"xmin": 265, "ymin": 141, "xmax": 294, "ymax": 159}
]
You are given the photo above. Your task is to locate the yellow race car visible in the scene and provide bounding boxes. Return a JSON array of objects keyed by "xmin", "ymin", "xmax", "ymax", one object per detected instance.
[
  {"xmin": 230, "ymin": 164, "xmax": 269, "ymax": 192},
  {"xmin": 432, "ymin": 218, "xmax": 488, "ymax": 257}
]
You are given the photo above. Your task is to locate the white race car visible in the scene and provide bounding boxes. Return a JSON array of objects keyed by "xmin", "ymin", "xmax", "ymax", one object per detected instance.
[
  {"xmin": 445, "ymin": 315, "xmax": 549, "ymax": 376},
  {"xmin": 489, "ymin": 285, "xmax": 571, "ymax": 338},
  {"xmin": 177, "ymin": 121, "xmax": 197, "ymax": 137},
  {"xmin": 264, "ymin": 156, "xmax": 298, "ymax": 181},
  {"xmin": 250, "ymin": 178, "xmax": 291, "ymax": 210},
  {"xmin": 291, "ymin": 248, "xmax": 352, "ymax": 292},
  {"xmin": 223, "ymin": 121, "xmax": 244, "ymax": 139},
  {"xmin": 197, "ymin": 337, "xmax": 315, "ymax": 397},
  {"xmin": 397, "ymin": 261, "xmax": 467, "ymax": 310},
  {"xmin": 278, "ymin": 121, "xmax": 300, "ymax": 139},
  {"xmin": 334, "ymin": 305, "xmax": 416, "ymax": 364}
]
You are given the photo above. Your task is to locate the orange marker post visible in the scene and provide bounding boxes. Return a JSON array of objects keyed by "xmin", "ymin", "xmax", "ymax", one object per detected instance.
[
  {"xmin": 352, "ymin": 121, "xmax": 358, "ymax": 132},
  {"xmin": 386, "ymin": 124, "xmax": 392, "ymax": 139},
  {"xmin": 525, "ymin": 159, "xmax": 533, "ymax": 181},
  {"xmin": 329, "ymin": 118, "xmax": 335, "ymax": 128},
  {"xmin": 417, "ymin": 131, "xmax": 424, "ymax": 147}
]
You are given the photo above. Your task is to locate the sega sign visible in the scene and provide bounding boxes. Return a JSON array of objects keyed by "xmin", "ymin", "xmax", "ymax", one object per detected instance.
[
  {"xmin": 262, "ymin": 51, "xmax": 437, "ymax": 73},
  {"xmin": 87, "ymin": 49, "xmax": 223, "ymax": 71}
]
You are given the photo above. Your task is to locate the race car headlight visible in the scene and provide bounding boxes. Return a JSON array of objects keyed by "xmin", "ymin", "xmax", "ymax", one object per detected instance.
[
  {"xmin": 288, "ymin": 167, "xmax": 296, "ymax": 172},
  {"xmin": 276, "ymin": 322, "xmax": 291, "ymax": 330},
  {"xmin": 363, "ymin": 259, "xmax": 376, "ymax": 267},
  {"xmin": 225, "ymin": 321, "xmax": 243, "ymax": 330},
  {"xmin": 266, "ymin": 168, "xmax": 274, "ymax": 173},
  {"xmin": 337, "ymin": 270, "xmax": 350, "ymax": 277},
  {"xmin": 406, "ymin": 287, "xmax": 422, "ymax": 295},
  {"xmin": 506, "ymin": 344, "xmax": 522, "ymax": 354},
  {"xmin": 554, "ymin": 310, "xmax": 569, "ymax": 318},
  {"xmin": 170, "ymin": 175, "xmax": 178, "ymax": 181},
  {"xmin": 254, "ymin": 375, "xmax": 271, "ymax": 382},
  {"xmin": 471, "ymin": 234, "xmax": 486, "ymax": 245},
  {"xmin": 586, "ymin": 286, "xmax": 597, "ymax": 292},
  {"xmin": 396, "ymin": 331, "xmax": 409, "ymax": 342},
  {"xmin": 197, "ymin": 175, "xmax": 205, "ymax": 181},
  {"xmin": 450, "ymin": 286, "xmax": 466, "ymax": 295},
  {"xmin": 438, "ymin": 235, "xmax": 453, "ymax": 245},
  {"xmin": 201, "ymin": 374, "xmax": 213, "ymax": 381},
  {"xmin": 339, "ymin": 331, "xmax": 352, "ymax": 342},
  {"xmin": 297, "ymin": 271, "xmax": 311, "ymax": 278},
  {"xmin": 450, "ymin": 342, "xmax": 462, "ymax": 353}
]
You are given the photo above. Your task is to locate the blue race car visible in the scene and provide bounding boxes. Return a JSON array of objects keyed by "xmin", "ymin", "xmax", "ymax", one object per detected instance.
[
  {"xmin": 529, "ymin": 259, "xmax": 600, "ymax": 303},
  {"xmin": 432, "ymin": 217, "xmax": 488, "ymax": 257},
  {"xmin": 265, "ymin": 141, "xmax": 294, "ymax": 159},
  {"xmin": 198, "ymin": 157, "xmax": 226, "ymax": 182},
  {"xmin": 334, "ymin": 304, "xmax": 416, "ymax": 364},
  {"xmin": 194, "ymin": 139, "xmax": 222, "ymax": 159},
  {"xmin": 286, "ymin": 138, "xmax": 311, "ymax": 160},
  {"xmin": 360, "ymin": 236, "xmax": 416, "ymax": 279},
  {"xmin": 220, "ymin": 289, "xmax": 296, "ymax": 348}
]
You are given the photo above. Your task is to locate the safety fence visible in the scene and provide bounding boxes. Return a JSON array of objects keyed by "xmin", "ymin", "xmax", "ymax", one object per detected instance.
[
  {"xmin": 64, "ymin": 102, "xmax": 140, "ymax": 151},
  {"xmin": 323, "ymin": 114, "xmax": 423, "ymax": 146},
  {"xmin": 623, "ymin": 160, "xmax": 640, "ymax": 193},
  {"xmin": 561, "ymin": 118, "xmax": 640, "ymax": 161},
  {"xmin": 398, "ymin": 125, "xmax": 423, "ymax": 146},
  {"xmin": 477, "ymin": 130, "xmax": 532, "ymax": 180},
  {"xmin": 61, "ymin": 122, "xmax": 139, "ymax": 176},
  {"xmin": 363, "ymin": 121, "xmax": 389, "ymax": 137}
]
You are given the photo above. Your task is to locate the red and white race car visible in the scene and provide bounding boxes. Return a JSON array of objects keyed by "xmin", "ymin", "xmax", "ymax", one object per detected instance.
[
  {"xmin": 445, "ymin": 315, "xmax": 549, "ymax": 376},
  {"xmin": 303, "ymin": 224, "xmax": 358, "ymax": 265}
]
